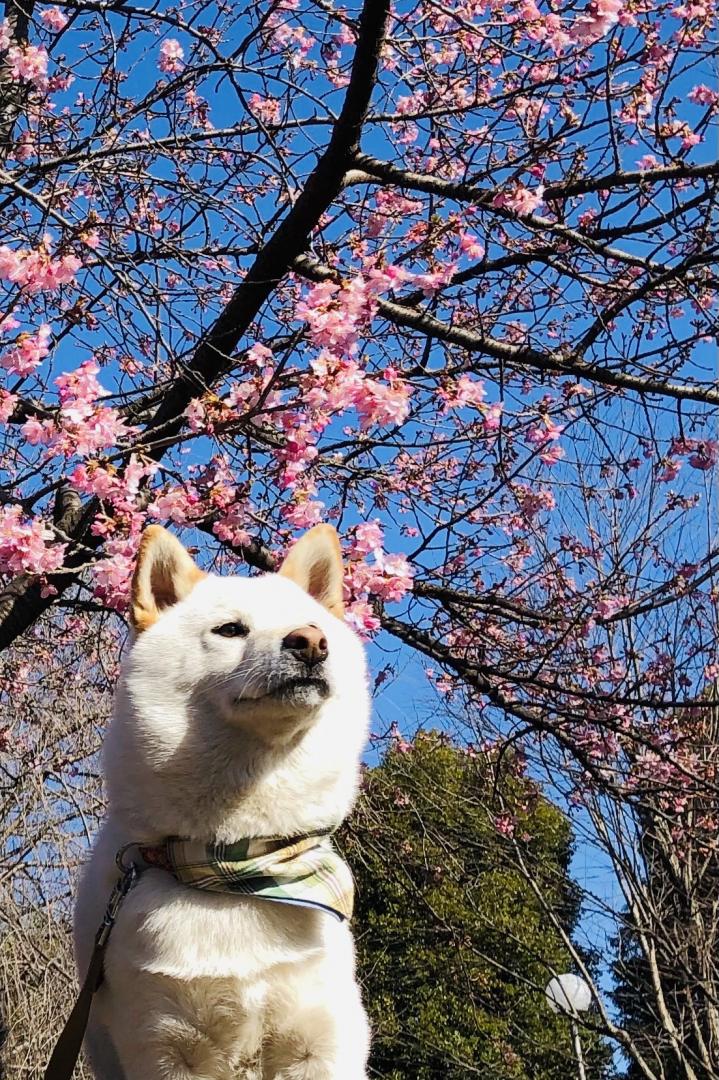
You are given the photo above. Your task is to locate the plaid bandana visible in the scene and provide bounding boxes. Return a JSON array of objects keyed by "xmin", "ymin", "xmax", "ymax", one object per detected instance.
[{"xmin": 136, "ymin": 832, "xmax": 354, "ymax": 922}]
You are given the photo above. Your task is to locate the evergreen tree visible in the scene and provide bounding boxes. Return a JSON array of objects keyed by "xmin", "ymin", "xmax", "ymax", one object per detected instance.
[{"xmin": 340, "ymin": 731, "xmax": 609, "ymax": 1079}]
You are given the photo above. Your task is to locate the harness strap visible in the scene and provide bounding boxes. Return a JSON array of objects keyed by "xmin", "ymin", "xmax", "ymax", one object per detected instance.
[{"xmin": 44, "ymin": 863, "xmax": 138, "ymax": 1080}]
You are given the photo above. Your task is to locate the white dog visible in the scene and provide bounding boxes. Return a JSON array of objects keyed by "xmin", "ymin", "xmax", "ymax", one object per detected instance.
[{"xmin": 73, "ymin": 524, "xmax": 371, "ymax": 1080}]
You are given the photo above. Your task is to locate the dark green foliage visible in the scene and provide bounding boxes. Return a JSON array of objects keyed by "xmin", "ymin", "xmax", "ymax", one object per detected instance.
[{"xmin": 339, "ymin": 732, "xmax": 609, "ymax": 1079}]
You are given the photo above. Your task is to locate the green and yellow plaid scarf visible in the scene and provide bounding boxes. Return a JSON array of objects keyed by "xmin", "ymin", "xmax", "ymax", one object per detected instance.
[{"xmin": 137, "ymin": 832, "xmax": 354, "ymax": 922}]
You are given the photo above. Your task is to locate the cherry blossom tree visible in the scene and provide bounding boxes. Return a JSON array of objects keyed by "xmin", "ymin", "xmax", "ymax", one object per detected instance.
[{"xmin": 0, "ymin": 0, "xmax": 717, "ymax": 1074}]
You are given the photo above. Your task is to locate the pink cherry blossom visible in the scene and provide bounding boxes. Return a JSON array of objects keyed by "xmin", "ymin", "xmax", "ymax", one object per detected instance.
[
  {"xmin": 494, "ymin": 185, "xmax": 544, "ymax": 215},
  {"xmin": 595, "ymin": 595, "xmax": 629, "ymax": 619},
  {"xmin": 53, "ymin": 361, "xmax": 131, "ymax": 455},
  {"xmin": 688, "ymin": 84, "xmax": 719, "ymax": 106},
  {"xmin": 249, "ymin": 94, "xmax": 281, "ymax": 125},
  {"xmin": 0, "ymin": 324, "xmax": 52, "ymax": 376},
  {"xmin": 482, "ymin": 402, "xmax": 504, "ymax": 432},
  {"xmin": 20, "ymin": 416, "xmax": 56, "ymax": 445},
  {"xmin": 569, "ymin": 0, "xmax": 624, "ymax": 44},
  {"xmin": 297, "ymin": 278, "xmax": 376, "ymax": 357},
  {"xmin": 352, "ymin": 520, "xmax": 385, "ymax": 556},
  {"xmin": 658, "ymin": 458, "xmax": 681, "ymax": 482},
  {"xmin": 55, "ymin": 360, "xmax": 106, "ymax": 404},
  {"xmin": 148, "ymin": 486, "xmax": 202, "ymax": 525},
  {"xmin": 0, "ymin": 240, "xmax": 81, "ymax": 293},
  {"xmin": 515, "ymin": 485, "xmax": 556, "ymax": 521},
  {"xmin": 441, "ymin": 374, "xmax": 487, "ymax": 411},
  {"xmin": 246, "ymin": 343, "xmax": 274, "ymax": 367},
  {"xmin": 687, "ymin": 440, "xmax": 718, "ymax": 471},
  {"xmin": 41, "ymin": 7, "xmax": 68, "ymax": 30},
  {"xmin": 6, "ymin": 44, "xmax": 48, "ymax": 85},
  {"xmin": 283, "ymin": 498, "xmax": 326, "ymax": 529},
  {"xmin": 158, "ymin": 38, "xmax": 184, "ymax": 74},
  {"xmin": 91, "ymin": 537, "xmax": 141, "ymax": 610},
  {"xmin": 354, "ymin": 378, "xmax": 410, "ymax": 429},
  {"xmin": 411, "ymin": 263, "xmax": 458, "ymax": 297},
  {"xmin": 0, "ymin": 506, "xmax": 66, "ymax": 576},
  {"xmin": 458, "ymin": 232, "xmax": 484, "ymax": 260},
  {"xmin": 212, "ymin": 509, "xmax": 253, "ymax": 548},
  {"xmin": 345, "ymin": 600, "xmax": 381, "ymax": 639},
  {"xmin": 526, "ymin": 416, "xmax": 564, "ymax": 449},
  {"xmin": 0, "ymin": 390, "xmax": 17, "ymax": 423},
  {"xmin": 494, "ymin": 812, "xmax": 516, "ymax": 837}
]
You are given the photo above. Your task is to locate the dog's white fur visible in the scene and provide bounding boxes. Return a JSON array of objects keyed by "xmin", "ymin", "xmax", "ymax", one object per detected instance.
[{"xmin": 74, "ymin": 526, "xmax": 371, "ymax": 1080}]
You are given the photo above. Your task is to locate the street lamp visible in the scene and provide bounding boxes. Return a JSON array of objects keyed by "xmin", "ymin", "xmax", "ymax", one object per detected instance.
[{"xmin": 545, "ymin": 973, "xmax": 592, "ymax": 1080}]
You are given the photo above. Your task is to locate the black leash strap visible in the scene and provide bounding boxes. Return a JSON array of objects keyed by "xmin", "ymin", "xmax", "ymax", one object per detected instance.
[{"xmin": 44, "ymin": 864, "xmax": 138, "ymax": 1080}]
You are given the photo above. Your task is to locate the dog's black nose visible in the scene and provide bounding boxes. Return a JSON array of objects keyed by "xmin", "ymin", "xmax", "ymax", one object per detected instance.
[{"xmin": 282, "ymin": 624, "xmax": 328, "ymax": 667}]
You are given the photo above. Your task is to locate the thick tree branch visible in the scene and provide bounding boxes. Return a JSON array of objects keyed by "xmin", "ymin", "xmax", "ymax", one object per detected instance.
[{"xmin": 147, "ymin": 0, "xmax": 390, "ymax": 445}]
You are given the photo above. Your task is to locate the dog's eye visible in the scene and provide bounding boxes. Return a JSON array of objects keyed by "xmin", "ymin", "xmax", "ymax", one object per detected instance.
[{"xmin": 212, "ymin": 622, "xmax": 250, "ymax": 638}]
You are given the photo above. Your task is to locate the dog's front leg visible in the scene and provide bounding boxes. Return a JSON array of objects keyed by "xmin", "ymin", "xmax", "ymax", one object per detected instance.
[
  {"xmin": 262, "ymin": 949, "xmax": 370, "ymax": 1080},
  {"xmin": 107, "ymin": 972, "xmax": 265, "ymax": 1080}
]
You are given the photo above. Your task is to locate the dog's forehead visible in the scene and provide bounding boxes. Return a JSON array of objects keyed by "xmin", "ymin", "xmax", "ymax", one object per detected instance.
[{"xmin": 186, "ymin": 572, "xmax": 321, "ymax": 627}]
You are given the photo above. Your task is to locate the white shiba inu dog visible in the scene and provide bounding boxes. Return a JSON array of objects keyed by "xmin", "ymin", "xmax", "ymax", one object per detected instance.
[{"xmin": 73, "ymin": 524, "xmax": 371, "ymax": 1079}]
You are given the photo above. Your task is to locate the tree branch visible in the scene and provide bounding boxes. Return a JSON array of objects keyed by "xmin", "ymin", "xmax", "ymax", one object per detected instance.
[{"xmin": 293, "ymin": 254, "xmax": 719, "ymax": 406}]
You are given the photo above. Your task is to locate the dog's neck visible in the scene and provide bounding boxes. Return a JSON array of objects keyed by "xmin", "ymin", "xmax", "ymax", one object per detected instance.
[{"xmin": 103, "ymin": 690, "xmax": 364, "ymax": 845}]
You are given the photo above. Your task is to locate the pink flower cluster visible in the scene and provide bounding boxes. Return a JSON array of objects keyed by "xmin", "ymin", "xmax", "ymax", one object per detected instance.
[
  {"xmin": 594, "ymin": 594, "xmax": 629, "ymax": 619},
  {"xmin": 493, "ymin": 184, "xmax": 544, "ymax": 216},
  {"xmin": 52, "ymin": 362, "xmax": 130, "ymax": 455},
  {"xmin": 342, "ymin": 519, "xmax": 414, "ymax": 638},
  {"xmin": 0, "ymin": 240, "xmax": 81, "ymax": 293},
  {"xmin": 688, "ymin": 84, "xmax": 719, "ymax": 107},
  {"xmin": 494, "ymin": 812, "xmax": 516, "ymax": 838},
  {"xmin": 354, "ymin": 377, "xmax": 410, "ymax": 429},
  {"xmin": 26, "ymin": 361, "xmax": 133, "ymax": 456},
  {"xmin": 525, "ymin": 415, "xmax": 565, "ymax": 466},
  {"xmin": 249, "ymin": 94, "xmax": 281, "ymax": 125},
  {"xmin": 41, "ymin": 7, "xmax": 68, "ymax": 30},
  {"xmin": 92, "ymin": 535, "xmax": 142, "ymax": 610},
  {"xmin": 297, "ymin": 278, "xmax": 376, "ymax": 357},
  {"xmin": 5, "ymin": 43, "xmax": 49, "ymax": 86},
  {"xmin": 0, "ymin": 324, "xmax": 51, "ymax": 376},
  {"xmin": 439, "ymin": 374, "xmax": 486, "ymax": 410},
  {"xmin": 69, "ymin": 457, "xmax": 154, "ymax": 519},
  {"xmin": 506, "ymin": 1, "xmax": 572, "ymax": 52},
  {"xmin": 0, "ymin": 389, "xmax": 17, "ymax": 423},
  {"xmin": 158, "ymin": 39, "xmax": 184, "ymax": 74},
  {"xmin": 149, "ymin": 485, "xmax": 202, "ymax": 525},
  {"xmin": 438, "ymin": 376, "xmax": 504, "ymax": 433},
  {"xmin": 0, "ymin": 506, "xmax": 66, "ymax": 577},
  {"xmin": 283, "ymin": 498, "xmax": 327, "ymax": 530},
  {"xmin": 569, "ymin": 0, "xmax": 625, "ymax": 44},
  {"xmin": 669, "ymin": 436, "xmax": 719, "ymax": 472},
  {"xmin": 515, "ymin": 484, "xmax": 556, "ymax": 521}
]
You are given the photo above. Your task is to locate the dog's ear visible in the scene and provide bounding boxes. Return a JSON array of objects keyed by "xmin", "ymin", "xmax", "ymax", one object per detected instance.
[
  {"xmin": 131, "ymin": 526, "xmax": 205, "ymax": 631},
  {"xmin": 278, "ymin": 525, "xmax": 345, "ymax": 618}
]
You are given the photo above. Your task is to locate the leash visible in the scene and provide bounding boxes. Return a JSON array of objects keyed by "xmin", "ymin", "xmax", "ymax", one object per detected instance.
[{"xmin": 44, "ymin": 862, "xmax": 138, "ymax": 1080}]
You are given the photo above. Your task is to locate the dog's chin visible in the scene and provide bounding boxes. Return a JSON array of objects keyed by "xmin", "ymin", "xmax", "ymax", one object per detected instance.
[
  {"xmin": 233, "ymin": 676, "xmax": 331, "ymax": 714},
  {"xmin": 267, "ymin": 676, "xmax": 331, "ymax": 709}
]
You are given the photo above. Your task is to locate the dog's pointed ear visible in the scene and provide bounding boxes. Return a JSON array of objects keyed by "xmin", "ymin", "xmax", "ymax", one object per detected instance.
[
  {"xmin": 278, "ymin": 525, "xmax": 345, "ymax": 618},
  {"xmin": 131, "ymin": 525, "xmax": 205, "ymax": 632}
]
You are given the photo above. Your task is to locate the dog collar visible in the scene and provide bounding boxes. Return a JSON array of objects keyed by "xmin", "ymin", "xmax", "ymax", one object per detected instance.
[{"xmin": 123, "ymin": 832, "xmax": 354, "ymax": 922}]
